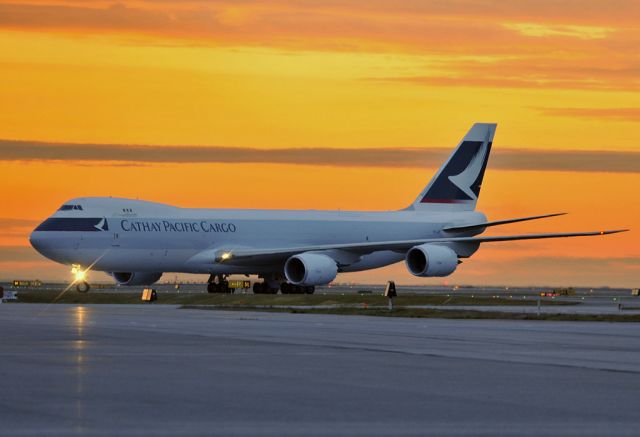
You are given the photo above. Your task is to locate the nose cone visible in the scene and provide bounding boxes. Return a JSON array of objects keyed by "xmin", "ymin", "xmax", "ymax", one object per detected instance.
[{"xmin": 29, "ymin": 229, "xmax": 46, "ymax": 256}]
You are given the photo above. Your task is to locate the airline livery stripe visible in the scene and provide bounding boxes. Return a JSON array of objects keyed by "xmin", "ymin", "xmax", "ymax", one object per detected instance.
[{"xmin": 34, "ymin": 218, "xmax": 108, "ymax": 232}]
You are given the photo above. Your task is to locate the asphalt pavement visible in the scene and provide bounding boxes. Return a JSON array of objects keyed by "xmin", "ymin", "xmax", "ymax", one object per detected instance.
[{"xmin": 1, "ymin": 304, "xmax": 639, "ymax": 436}]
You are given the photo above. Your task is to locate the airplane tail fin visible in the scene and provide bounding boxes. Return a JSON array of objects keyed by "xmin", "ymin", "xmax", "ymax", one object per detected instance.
[{"xmin": 408, "ymin": 123, "xmax": 496, "ymax": 212}]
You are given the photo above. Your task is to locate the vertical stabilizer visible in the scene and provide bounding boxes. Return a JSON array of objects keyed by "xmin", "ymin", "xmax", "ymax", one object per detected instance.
[{"xmin": 409, "ymin": 123, "xmax": 496, "ymax": 211}]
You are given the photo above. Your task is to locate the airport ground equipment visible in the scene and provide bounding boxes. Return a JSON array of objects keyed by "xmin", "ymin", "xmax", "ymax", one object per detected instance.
[
  {"xmin": 141, "ymin": 288, "xmax": 157, "ymax": 302},
  {"xmin": 1, "ymin": 287, "xmax": 18, "ymax": 303},
  {"xmin": 385, "ymin": 281, "xmax": 397, "ymax": 310},
  {"xmin": 28, "ymin": 123, "xmax": 629, "ymax": 293}
]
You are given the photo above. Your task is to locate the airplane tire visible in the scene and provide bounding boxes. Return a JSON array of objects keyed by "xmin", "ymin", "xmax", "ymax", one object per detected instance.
[
  {"xmin": 305, "ymin": 286, "xmax": 315, "ymax": 295},
  {"xmin": 76, "ymin": 281, "xmax": 90, "ymax": 293},
  {"xmin": 208, "ymin": 282, "xmax": 233, "ymax": 293},
  {"xmin": 254, "ymin": 282, "xmax": 280, "ymax": 294}
]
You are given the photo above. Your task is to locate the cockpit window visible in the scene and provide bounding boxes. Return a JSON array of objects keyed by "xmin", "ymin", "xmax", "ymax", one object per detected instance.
[{"xmin": 58, "ymin": 204, "xmax": 83, "ymax": 211}]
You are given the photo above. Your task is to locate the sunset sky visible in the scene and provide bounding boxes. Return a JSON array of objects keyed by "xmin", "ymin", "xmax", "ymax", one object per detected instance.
[{"xmin": 0, "ymin": 0, "xmax": 638, "ymax": 287}]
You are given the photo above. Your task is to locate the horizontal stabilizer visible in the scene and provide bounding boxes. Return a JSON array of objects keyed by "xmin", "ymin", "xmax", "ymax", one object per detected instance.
[{"xmin": 443, "ymin": 213, "xmax": 566, "ymax": 233}]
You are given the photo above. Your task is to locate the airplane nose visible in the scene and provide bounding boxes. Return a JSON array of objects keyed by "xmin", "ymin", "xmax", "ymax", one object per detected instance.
[{"xmin": 29, "ymin": 230, "xmax": 45, "ymax": 254}]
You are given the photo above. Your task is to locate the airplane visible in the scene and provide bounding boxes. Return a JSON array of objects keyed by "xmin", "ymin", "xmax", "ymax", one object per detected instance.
[{"xmin": 29, "ymin": 123, "xmax": 627, "ymax": 294}]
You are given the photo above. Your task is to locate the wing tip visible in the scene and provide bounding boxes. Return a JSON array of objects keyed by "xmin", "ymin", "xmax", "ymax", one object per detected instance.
[{"xmin": 603, "ymin": 229, "xmax": 630, "ymax": 235}]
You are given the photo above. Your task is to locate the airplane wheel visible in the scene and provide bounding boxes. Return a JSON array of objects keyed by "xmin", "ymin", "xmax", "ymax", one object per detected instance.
[
  {"xmin": 254, "ymin": 282, "xmax": 279, "ymax": 294},
  {"xmin": 280, "ymin": 282, "xmax": 290, "ymax": 294},
  {"xmin": 76, "ymin": 281, "xmax": 90, "ymax": 293},
  {"xmin": 305, "ymin": 286, "xmax": 315, "ymax": 295}
]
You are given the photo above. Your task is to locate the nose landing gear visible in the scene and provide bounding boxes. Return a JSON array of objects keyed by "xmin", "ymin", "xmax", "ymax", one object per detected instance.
[
  {"xmin": 71, "ymin": 265, "xmax": 91, "ymax": 293},
  {"xmin": 76, "ymin": 281, "xmax": 91, "ymax": 293}
]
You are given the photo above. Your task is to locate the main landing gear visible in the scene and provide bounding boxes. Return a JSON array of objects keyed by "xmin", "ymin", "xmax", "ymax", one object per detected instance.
[
  {"xmin": 252, "ymin": 280, "xmax": 315, "ymax": 294},
  {"xmin": 252, "ymin": 282, "xmax": 278, "ymax": 294},
  {"xmin": 206, "ymin": 274, "xmax": 234, "ymax": 294},
  {"xmin": 280, "ymin": 283, "xmax": 315, "ymax": 294}
]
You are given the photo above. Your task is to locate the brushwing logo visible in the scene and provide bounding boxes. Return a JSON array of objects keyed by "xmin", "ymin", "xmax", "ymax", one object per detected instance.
[
  {"xmin": 447, "ymin": 142, "xmax": 487, "ymax": 201},
  {"xmin": 94, "ymin": 218, "xmax": 109, "ymax": 232},
  {"xmin": 420, "ymin": 140, "xmax": 492, "ymax": 204}
]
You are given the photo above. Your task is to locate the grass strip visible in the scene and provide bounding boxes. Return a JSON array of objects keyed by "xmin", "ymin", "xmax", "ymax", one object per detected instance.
[
  {"xmin": 182, "ymin": 305, "xmax": 640, "ymax": 322},
  {"xmin": 13, "ymin": 291, "xmax": 575, "ymax": 306}
]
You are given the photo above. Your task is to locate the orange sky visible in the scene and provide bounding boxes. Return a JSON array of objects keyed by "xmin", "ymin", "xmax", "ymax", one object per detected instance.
[{"xmin": 0, "ymin": 0, "xmax": 638, "ymax": 286}]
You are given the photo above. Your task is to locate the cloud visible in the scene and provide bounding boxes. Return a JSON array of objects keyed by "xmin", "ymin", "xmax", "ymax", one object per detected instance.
[
  {"xmin": 0, "ymin": 218, "xmax": 39, "ymax": 228},
  {"xmin": 342, "ymin": 255, "xmax": 640, "ymax": 288},
  {"xmin": 503, "ymin": 23, "xmax": 613, "ymax": 39},
  {"xmin": 1, "ymin": 2, "xmax": 639, "ymax": 92},
  {"xmin": 0, "ymin": 139, "xmax": 638, "ymax": 173},
  {"xmin": 8, "ymin": 1, "xmax": 640, "ymax": 27},
  {"xmin": 464, "ymin": 256, "xmax": 640, "ymax": 288},
  {"xmin": 0, "ymin": 246, "xmax": 47, "ymax": 263},
  {"xmin": 367, "ymin": 57, "xmax": 640, "ymax": 91},
  {"xmin": 536, "ymin": 107, "xmax": 640, "ymax": 122}
]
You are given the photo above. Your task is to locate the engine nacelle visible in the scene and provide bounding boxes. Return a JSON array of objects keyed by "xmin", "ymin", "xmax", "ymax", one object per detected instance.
[
  {"xmin": 405, "ymin": 244, "xmax": 458, "ymax": 277},
  {"xmin": 284, "ymin": 253, "xmax": 338, "ymax": 286},
  {"xmin": 111, "ymin": 272, "xmax": 163, "ymax": 286}
]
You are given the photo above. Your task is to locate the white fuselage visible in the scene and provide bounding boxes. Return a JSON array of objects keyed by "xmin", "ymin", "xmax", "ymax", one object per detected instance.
[{"xmin": 30, "ymin": 197, "xmax": 486, "ymax": 275}]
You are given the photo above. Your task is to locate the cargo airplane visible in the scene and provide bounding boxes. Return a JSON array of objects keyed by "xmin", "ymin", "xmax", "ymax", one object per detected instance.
[{"xmin": 30, "ymin": 123, "xmax": 627, "ymax": 293}]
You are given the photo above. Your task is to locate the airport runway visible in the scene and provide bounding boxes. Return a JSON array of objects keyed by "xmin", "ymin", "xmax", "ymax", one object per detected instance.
[{"xmin": 1, "ymin": 305, "xmax": 639, "ymax": 436}]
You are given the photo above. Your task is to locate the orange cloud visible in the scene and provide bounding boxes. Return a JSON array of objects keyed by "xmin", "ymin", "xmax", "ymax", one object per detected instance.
[
  {"xmin": 8, "ymin": 1, "xmax": 637, "ymax": 95},
  {"xmin": 536, "ymin": 107, "xmax": 640, "ymax": 121},
  {"xmin": 1, "ymin": 140, "xmax": 639, "ymax": 173},
  {"xmin": 0, "ymin": 1, "xmax": 639, "ymax": 286}
]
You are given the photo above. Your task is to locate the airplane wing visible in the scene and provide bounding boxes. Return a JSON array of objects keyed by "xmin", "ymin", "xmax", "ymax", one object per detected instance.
[
  {"xmin": 443, "ymin": 213, "xmax": 566, "ymax": 233},
  {"xmin": 208, "ymin": 229, "xmax": 628, "ymax": 265}
]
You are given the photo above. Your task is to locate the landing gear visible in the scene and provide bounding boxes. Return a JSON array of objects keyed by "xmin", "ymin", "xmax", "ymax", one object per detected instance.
[
  {"xmin": 71, "ymin": 265, "xmax": 90, "ymax": 293},
  {"xmin": 280, "ymin": 283, "xmax": 314, "ymax": 294},
  {"xmin": 250, "ymin": 275, "xmax": 314, "ymax": 295},
  {"xmin": 252, "ymin": 282, "xmax": 278, "ymax": 294},
  {"xmin": 76, "ymin": 281, "xmax": 90, "ymax": 293},
  {"xmin": 206, "ymin": 274, "xmax": 233, "ymax": 294}
]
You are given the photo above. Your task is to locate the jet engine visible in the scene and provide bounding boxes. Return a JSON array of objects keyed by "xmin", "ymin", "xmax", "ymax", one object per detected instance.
[
  {"xmin": 284, "ymin": 253, "xmax": 338, "ymax": 286},
  {"xmin": 405, "ymin": 244, "xmax": 458, "ymax": 277},
  {"xmin": 111, "ymin": 272, "xmax": 163, "ymax": 286}
]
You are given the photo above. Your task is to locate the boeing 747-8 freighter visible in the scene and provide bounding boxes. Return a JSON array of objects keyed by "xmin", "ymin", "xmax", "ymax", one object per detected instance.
[{"xmin": 30, "ymin": 124, "xmax": 627, "ymax": 293}]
